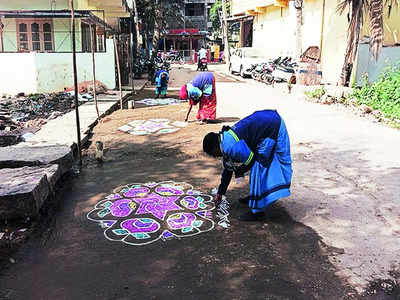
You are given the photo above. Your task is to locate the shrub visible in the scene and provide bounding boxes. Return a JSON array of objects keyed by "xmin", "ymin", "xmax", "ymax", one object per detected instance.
[
  {"xmin": 305, "ymin": 86, "xmax": 326, "ymax": 100},
  {"xmin": 351, "ymin": 63, "xmax": 400, "ymax": 120}
]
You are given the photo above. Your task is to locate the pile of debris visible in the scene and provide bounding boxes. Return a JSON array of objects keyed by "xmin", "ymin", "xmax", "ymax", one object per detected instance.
[
  {"xmin": 0, "ymin": 80, "xmax": 109, "ymax": 147},
  {"xmin": 0, "ymin": 92, "xmax": 77, "ymax": 147}
]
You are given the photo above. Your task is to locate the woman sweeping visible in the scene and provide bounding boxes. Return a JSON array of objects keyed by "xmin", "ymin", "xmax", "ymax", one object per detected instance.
[{"xmin": 180, "ymin": 72, "xmax": 217, "ymax": 123}]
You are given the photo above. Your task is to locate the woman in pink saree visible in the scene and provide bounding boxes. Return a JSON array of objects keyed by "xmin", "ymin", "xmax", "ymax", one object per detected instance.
[{"xmin": 180, "ymin": 72, "xmax": 217, "ymax": 123}]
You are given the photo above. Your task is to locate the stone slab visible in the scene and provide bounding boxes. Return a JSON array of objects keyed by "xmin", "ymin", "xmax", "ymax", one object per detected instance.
[
  {"xmin": 0, "ymin": 165, "xmax": 59, "ymax": 219},
  {"xmin": 0, "ymin": 145, "xmax": 72, "ymax": 175}
]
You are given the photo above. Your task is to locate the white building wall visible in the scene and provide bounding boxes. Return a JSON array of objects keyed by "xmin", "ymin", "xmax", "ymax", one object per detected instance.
[
  {"xmin": 0, "ymin": 52, "xmax": 37, "ymax": 94},
  {"xmin": 0, "ymin": 39, "xmax": 115, "ymax": 95}
]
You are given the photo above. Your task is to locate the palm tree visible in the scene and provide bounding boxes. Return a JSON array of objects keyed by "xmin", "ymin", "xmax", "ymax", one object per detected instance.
[{"xmin": 338, "ymin": 0, "xmax": 398, "ymax": 86}]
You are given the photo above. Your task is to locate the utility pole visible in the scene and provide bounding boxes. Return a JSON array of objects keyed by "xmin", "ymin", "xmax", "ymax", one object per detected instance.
[
  {"xmin": 0, "ymin": 18, "xmax": 4, "ymax": 52},
  {"xmin": 90, "ymin": 25, "xmax": 100, "ymax": 121},
  {"xmin": 130, "ymin": 0, "xmax": 137, "ymax": 106},
  {"xmin": 221, "ymin": 0, "xmax": 230, "ymax": 66},
  {"xmin": 69, "ymin": 0, "xmax": 82, "ymax": 167},
  {"xmin": 114, "ymin": 36, "xmax": 123, "ymax": 110}
]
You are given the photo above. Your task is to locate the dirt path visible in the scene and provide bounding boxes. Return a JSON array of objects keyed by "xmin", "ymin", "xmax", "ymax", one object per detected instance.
[{"xmin": 0, "ymin": 68, "xmax": 378, "ymax": 300}]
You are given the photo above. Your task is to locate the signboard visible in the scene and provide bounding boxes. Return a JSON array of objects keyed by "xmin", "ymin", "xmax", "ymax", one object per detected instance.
[{"xmin": 168, "ymin": 28, "xmax": 199, "ymax": 35}]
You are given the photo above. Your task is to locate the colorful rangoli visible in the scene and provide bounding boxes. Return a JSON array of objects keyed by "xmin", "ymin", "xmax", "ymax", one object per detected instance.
[
  {"xmin": 136, "ymin": 98, "xmax": 184, "ymax": 106},
  {"xmin": 118, "ymin": 119, "xmax": 187, "ymax": 136},
  {"xmin": 87, "ymin": 181, "xmax": 217, "ymax": 246}
]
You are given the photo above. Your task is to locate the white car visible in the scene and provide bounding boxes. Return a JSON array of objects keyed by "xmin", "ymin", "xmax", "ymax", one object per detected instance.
[{"xmin": 229, "ymin": 48, "xmax": 268, "ymax": 77}]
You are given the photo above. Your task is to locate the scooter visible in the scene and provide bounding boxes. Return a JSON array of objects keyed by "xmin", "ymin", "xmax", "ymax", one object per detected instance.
[{"xmin": 198, "ymin": 58, "xmax": 208, "ymax": 71}]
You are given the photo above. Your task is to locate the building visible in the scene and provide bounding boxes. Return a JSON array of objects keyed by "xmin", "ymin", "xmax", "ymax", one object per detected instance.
[
  {"xmin": 162, "ymin": 0, "xmax": 215, "ymax": 57},
  {"xmin": 0, "ymin": 0, "xmax": 130, "ymax": 94},
  {"xmin": 230, "ymin": 0, "xmax": 400, "ymax": 85},
  {"xmin": 184, "ymin": 0, "xmax": 215, "ymax": 32}
]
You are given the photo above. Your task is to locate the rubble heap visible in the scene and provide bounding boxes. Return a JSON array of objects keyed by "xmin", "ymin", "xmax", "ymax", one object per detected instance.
[{"xmin": 0, "ymin": 92, "xmax": 78, "ymax": 147}]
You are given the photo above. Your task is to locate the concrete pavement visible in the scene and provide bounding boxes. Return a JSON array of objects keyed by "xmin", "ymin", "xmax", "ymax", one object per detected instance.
[{"xmin": 210, "ymin": 64, "xmax": 400, "ymax": 291}]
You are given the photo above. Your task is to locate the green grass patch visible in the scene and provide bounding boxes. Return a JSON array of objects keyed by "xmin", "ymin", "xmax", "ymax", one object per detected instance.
[
  {"xmin": 305, "ymin": 87, "xmax": 325, "ymax": 99},
  {"xmin": 352, "ymin": 64, "xmax": 400, "ymax": 120}
]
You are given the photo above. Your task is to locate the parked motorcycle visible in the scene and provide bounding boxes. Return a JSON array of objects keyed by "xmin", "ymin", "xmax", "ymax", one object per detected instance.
[
  {"xmin": 271, "ymin": 58, "xmax": 297, "ymax": 84},
  {"xmin": 251, "ymin": 62, "xmax": 275, "ymax": 85},
  {"xmin": 166, "ymin": 51, "xmax": 184, "ymax": 64}
]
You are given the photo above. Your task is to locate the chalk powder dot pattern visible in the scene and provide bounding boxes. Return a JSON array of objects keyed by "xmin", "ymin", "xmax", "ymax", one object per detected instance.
[
  {"xmin": 118, "ymin": 119, "xmax": 187, "ymax": 136},
  {"xmin": 87, "ymin": 181, "xmax": 218, "ymax": 246}
]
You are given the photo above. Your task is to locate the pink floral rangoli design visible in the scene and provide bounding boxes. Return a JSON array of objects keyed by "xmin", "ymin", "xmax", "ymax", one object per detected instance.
[{"xmin": 87, "ymin": 181, "xmax": 215, "ymax": 246}]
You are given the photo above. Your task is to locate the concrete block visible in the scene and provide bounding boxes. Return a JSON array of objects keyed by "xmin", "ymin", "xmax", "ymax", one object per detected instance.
[
  {"xmin": 0, "ymin": 145, "xmax": 72, "ymax": 175},
  {"xmin": 0, "ymin": 165, "xmax": 59, "ymax": 220}
]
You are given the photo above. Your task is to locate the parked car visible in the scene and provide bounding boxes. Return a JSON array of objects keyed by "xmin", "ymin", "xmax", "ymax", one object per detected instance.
[{"xmin": 229, "ymin": 48, "xmax": 268, "ymax": 77}]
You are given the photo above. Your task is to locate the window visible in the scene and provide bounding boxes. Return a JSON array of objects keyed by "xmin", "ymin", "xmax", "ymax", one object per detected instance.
[
  {"xmin": 81, "ymin": 23, "xmax": 105, "ymax": 52},
  {"xmin": 96, "ymin": 27, "xmax": 105, "ymax": 52},
  {"xmin": 97, "ymin": 34, "xmax": 105, "ymax": 52},
  {"xmin": 185, "ymin": 3, "xmax": 205, "ymax": 16},
  {"xmin": 16, "ymin": 19, "xmax": 54, "ymax": 52}
]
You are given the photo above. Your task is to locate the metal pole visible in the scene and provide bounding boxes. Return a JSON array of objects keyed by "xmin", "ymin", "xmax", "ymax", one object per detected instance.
[
  {"xmin": 69, "ymin": 0, "xmax": 82, "ymax": 167},
  {"xmin": 114, "ymin": 36, "xmax": 123, "ymax": 110},
  {"xmin": 0, "ymin": 18, "xmax": 4, "ymax": 52},
  {"xmin": 90, "ymin": 24, "xmax": 100, "ymax": 120}
]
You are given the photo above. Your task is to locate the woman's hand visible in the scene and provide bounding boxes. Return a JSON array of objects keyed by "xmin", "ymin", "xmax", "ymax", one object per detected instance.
[
  {"xmin": 185, "ymin": 104, "xmax": 193, "ymax": 122},
  {"xmin": 214, "ymin": 194, "xmax": 222, "ymax": 206}
]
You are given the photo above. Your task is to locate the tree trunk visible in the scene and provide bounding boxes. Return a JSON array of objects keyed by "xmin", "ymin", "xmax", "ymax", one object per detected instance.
[
  {"xmin": 151, "ymin": 2, "xmax": 163, "ymax": 61},
  {"xmin": 132, "ymin": 0, "xmax": 141, "ymax": 50},
  {"xmin": 369, "ymin": 0, "xmax": 383, "ymax": 61},
  {"xmin": 151, "ymin": 22, "xmax": 160, "ymax": 61},
  {"xmin": 222, "ymin": 0, "xmax": 230, "ymax": 65},
  {"xmin": 340, "ymin": 0, "xmax": 363, "ymax": 86}
]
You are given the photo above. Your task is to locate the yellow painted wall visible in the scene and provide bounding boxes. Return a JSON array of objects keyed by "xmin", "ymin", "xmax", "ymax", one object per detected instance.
[
  {"xmin": 361, "ymin": 5, "xmax": 400, "ymax": 45},
  {"xmin": 0, "ymin": 0, "xmax": 69, "ymax": 10},
  {"xmin": 320, "ymin": 0, "xmax": 348, "ymax": 84},
  {"xmin": 301, "ymin": 0, "xmax": 323, "ymax": 52},
  {"xmin": 232, "ymin": 0, "xmax": 275, "ymax": 16},
  {"xmin": 252, "ymin": 5, "xmax": 296, "ymax": 58},
  {"xmin": 0, "ymin": 0, "xmax": 128, "ymax": 28},
  {"xmin": 249, "ymin": 0, "xmax": 324, "ymax": 59},
  {"xmin": 318, "ymin": 0, "xmax": 399, "ymax": 84}
]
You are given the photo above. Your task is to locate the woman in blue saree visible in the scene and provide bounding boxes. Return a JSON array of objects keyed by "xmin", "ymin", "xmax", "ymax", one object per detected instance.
[
  {"xmin": 203, "ymin": 110, "xmax": 293, "ymax": 221},
  {"xmin": 155, "ymin": 69, "xmax": 169, "ymax": 98}
]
